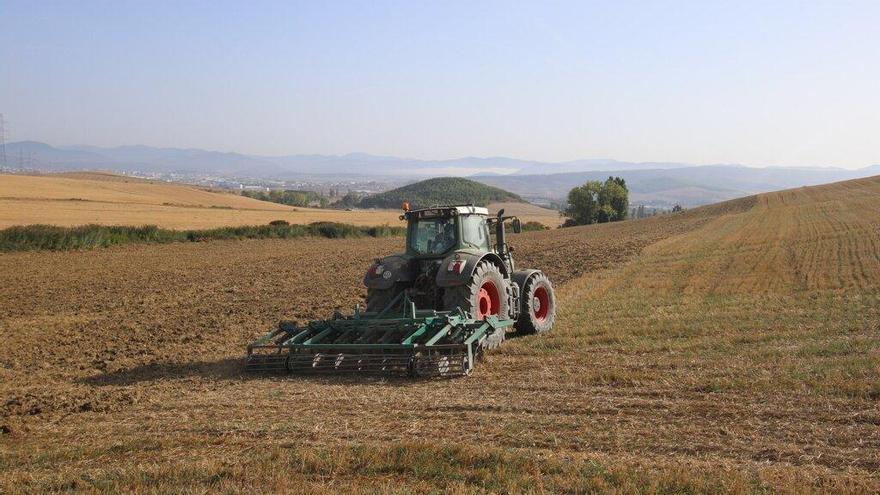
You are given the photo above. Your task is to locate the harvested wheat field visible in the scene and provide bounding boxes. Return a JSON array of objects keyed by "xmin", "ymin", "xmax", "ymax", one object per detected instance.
[
  {"xmin": 0, "ymin": 172, "xmax": 400, "ymax": 229},
  {"xmin": 486, "ymin": 201, "xmax": 564, "ymax": 228},
  {"xmin": 1, "ymin": 176, "xmax": 879, "ymax": 493}
]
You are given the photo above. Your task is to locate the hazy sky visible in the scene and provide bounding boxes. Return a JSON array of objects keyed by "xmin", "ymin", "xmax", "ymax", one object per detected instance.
[{"xmin": 1, "ymin": 1, "xmax": 878, "ymax": 168}]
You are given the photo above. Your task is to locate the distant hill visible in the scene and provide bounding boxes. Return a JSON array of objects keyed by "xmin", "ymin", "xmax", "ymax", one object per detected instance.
[
  {"xmin": 359, "ymin": 177, "xmax": 522, "ymax": 209},
  {"xmin": 473, "ymin": 166, "xmax": 880, "ymax": 207}
]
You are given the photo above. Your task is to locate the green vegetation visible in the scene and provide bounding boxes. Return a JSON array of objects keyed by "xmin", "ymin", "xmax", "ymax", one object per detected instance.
[
  {"xmin": 506, "ymin": 220, "xmax": 549, "ymax": 232},
  {"xmin": 333, "ymin": 191, "xmax": 364, "ymax": 209},
  {"xmin": 563, "ymin": 176, "xmax": 629, "ymax": 226},
  {"xmin": 0, "ymin": 222, "xmax": 404, "ymax": 252},
  {"xmin": 631, "ymin": 204, "xmax": 676, "ymax": 219},
  {"xmin": 241, "ymin": 189, "xmax": 328, "ymax": 207},
  {"xmin": 359, "ymin": 177, "xmax": 522, "ymax": 209}
]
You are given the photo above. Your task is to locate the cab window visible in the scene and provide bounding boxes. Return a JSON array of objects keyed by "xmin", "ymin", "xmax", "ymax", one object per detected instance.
[
  {"xmin": 460, "ymin": 215, "xmax": 489, "ymax": 250},
  {"xmin": 409, "ymin": 217, "xmax": 457, "ymax": 255}
]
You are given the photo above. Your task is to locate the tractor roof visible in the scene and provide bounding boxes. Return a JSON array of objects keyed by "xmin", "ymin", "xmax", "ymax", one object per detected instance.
[{"xmin": 405, "ymin": 205, "xmax": 489, "ymax": 218}]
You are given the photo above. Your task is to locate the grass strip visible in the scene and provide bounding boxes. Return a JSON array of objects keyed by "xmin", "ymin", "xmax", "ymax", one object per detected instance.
[{"xmin": 0, "ymin": 222, "xmax": 405, "ymax": 252}]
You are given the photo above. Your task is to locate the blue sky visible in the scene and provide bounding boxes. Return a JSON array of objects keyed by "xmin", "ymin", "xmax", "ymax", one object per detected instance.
[{"xmin": 1, "ymin": 0, "xmax": 878, "ymax": 168}]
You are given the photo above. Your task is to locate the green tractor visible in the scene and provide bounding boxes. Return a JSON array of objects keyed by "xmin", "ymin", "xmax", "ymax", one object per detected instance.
[
  {"xmin": 365, "ymin": 205, "xmax": 555, "ymax": 333},
  {"xmin": 246, "ymin": 205, "xmax": 556, "ymax": 377}
]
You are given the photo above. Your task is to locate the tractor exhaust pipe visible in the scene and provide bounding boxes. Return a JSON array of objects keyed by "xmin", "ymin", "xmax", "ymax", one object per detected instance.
[{"xmin": 495, "ymin": 209, "xmax": 506, "ymax": 257}]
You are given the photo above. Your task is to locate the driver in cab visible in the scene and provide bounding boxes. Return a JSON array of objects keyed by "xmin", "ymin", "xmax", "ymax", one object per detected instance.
[{"xmin": 429, "ymin": 220, "xmax": 455, "ymax": 254}]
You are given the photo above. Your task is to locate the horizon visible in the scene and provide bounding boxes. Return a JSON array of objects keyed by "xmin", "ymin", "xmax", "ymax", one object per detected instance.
[
  {"xmin": 5, "ymin": 139, "xmax": 879, "ymax": 173},
  {"xmin": 2, "ymin": 1, "xmax": 879, "ymax": 170}
]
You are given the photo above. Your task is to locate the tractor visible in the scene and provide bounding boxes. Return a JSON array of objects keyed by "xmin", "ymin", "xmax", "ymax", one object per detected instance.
[{"xmin": 246, "ymin": 204, "xmax": 556, "ymax": 377}]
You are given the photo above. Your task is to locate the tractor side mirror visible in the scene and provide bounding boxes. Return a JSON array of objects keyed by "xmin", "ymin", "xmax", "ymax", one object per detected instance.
[{"xmin": 512, "ymin": 218, "xmax": 522, "ymax": 234}]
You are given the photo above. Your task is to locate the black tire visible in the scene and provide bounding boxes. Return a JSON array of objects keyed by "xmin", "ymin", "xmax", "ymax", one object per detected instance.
[
  {"xmin": 442, "ymin": 261, "xmax": 510, "ymax": 320},
  {"xmin": 515, "ymin": 272, "xmax": 556, "ymax": 334},
  {"xmin": 366, "ymin": 287, "xmax": 399, "ymax": 313}
]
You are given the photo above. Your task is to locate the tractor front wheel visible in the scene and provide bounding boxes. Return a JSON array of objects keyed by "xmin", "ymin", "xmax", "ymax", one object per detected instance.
[
  {"xmin": 515, "ymin": 272, "xmax": 556, "ymax": 334},
  {"xmin": 443, "ymin": 261, "xmax": 510, "ymax": 319}
]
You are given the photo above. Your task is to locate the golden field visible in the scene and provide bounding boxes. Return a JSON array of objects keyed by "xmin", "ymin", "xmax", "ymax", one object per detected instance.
[
  {"xmin": 0, "ymin": 176, "xmax": 878, "ymax": 493},
  {"xmin": 486, "ymin": 200, "xmax": 564, "ymax": 227},
  {"xmin": 0, "ymin": 172, "xmax": 561, "ymax": 230},
  {"xmin": 0, "ymin": 172, "xmax": 401, "ymax": 229}
]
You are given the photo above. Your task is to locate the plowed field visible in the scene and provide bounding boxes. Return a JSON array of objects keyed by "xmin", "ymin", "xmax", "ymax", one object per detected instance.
[{"xmin": 1, "ymin": 177, "xmax": 878, "ymax": 493}]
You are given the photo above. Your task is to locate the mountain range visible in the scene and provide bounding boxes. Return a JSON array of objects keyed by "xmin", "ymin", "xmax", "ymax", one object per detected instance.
[
  {"xmin": 1, "ymin": 141, "xmax": 742, "ymax": 177},
  {"xmin": 471, "ymin": 165, "xmax": 880, "ymax": 207},
  {"xmin": 3, "ymin": 141, "xmax": 878, "ymax": 207}
]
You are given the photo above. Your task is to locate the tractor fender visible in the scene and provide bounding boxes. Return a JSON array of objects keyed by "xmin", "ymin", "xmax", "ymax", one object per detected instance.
[
  {"xmin": 511, "ymin": 269, "xmax": 542, "ymax": 292},
  {"xmin": 363, "ymin": 255, "xmax": 414, "ymax": 290},
  {"xmin": 435, "ymin": 252, "xmax": 509, "ymax": 287}
]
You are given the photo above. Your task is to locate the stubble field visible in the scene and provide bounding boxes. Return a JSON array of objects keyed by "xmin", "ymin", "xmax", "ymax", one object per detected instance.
[
  {"xmin": 1, "ymin": 176, "xmax": 878, "ymax": 493},
  {"xmin": 0, "ymin": 173, "xmax": 400, "ymax": 229}
]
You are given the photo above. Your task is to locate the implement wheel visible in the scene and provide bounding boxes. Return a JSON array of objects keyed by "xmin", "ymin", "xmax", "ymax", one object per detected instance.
[
  {"xmin": 443, "ymin": 261, "xmax": 510, "ymax": 319},
  {"xmin": 515, "ymin": 272, "xmax": 556, "ymax": 334}
]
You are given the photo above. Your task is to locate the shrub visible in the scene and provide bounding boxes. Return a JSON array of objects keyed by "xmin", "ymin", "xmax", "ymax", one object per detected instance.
[
  {"xmin": 506, "ymin": 221, "xmax": 549, "ymax": 232},
  {"xmin": 365, "ymin": 225, "xmax": 405, "ymax": 237},
  {"xmin": 521, "ymin": 221, "xmax": 549, "ymax": 231},
  {"xmin": 0, "ymin": 221, "xmax": 405, "ymax": 252}
]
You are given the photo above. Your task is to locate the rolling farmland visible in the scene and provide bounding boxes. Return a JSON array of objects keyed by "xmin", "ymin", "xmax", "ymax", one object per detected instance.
[
  {"xmin": 1, "ymin": 176, "xmax": 878, "ymax": 493},
  {"xmin": 0, "ymin": 173, "xmax": 400, "ymax": 229},
  {"xmin": 0, "ymin": 172, "xmax": 560, "ymax": 230}
]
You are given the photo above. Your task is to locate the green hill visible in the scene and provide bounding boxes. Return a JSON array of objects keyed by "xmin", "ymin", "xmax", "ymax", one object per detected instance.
[{"xmin": 359, "ymin": 177, "xmax": 523, "ymax": 209}]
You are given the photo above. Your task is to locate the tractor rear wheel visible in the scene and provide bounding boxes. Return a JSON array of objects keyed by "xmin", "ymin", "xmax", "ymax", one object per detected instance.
[
  {"xmin": 443, "ymin": 261, "xmax": 510, "ymax": 320},
  {"xmin": 515, "ymin": 272, "xmax": 556, "ymax": 334}
]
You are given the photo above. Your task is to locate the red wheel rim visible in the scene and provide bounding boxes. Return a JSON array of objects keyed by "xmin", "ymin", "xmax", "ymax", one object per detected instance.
[
  {"xmin": 476, "ymin": 281, "xmax": 500, "ymax": 318},
  {"xmin": 533, "ymin": 286, "xmax": 550, "ymax": 322}
]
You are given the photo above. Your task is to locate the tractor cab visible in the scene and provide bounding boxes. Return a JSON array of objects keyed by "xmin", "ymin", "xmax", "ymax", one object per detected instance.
[{"xmin": 403, "ymin": 205, "xmax": 493, "ymax": 258}]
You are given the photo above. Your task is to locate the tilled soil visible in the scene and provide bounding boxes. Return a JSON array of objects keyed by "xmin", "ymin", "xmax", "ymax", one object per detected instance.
[{"xmin": 0, "ymin": 212, "xmax": 707, "ymax": 422}]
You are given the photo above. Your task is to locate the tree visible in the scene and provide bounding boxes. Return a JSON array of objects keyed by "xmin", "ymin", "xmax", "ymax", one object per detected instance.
[
  {"xmin": 563, "ymin": 181, "xmax": 602, "ymax": 225},
  {"xmin": 563, "ymin": 177, "xmax": 629, "ymax": 226},
  {"xmin": 604, "ymin": 177, "xmax": 629, "ymax": 221}
]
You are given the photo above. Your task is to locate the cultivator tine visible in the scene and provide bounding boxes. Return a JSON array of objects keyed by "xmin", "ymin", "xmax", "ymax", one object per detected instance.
[
  {"xmin": 410, "ymin": 353, "xmax": 470, "ymax": 378},
  {"xmin": 285, "ymin": 352, "xmax": 413, "ymax": 374},
  {"xmin": 245, "ymin": 350, "xmax": 289, "ymax": 373}
]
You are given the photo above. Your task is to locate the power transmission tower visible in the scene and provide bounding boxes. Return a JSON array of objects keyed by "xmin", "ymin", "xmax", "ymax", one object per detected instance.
[{"xmin": 0, "ymin": 114, "xmax": 6, "ymax": 167}]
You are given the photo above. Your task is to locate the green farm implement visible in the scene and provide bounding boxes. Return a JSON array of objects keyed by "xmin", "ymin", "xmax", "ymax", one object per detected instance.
[
  {"xmin": 246, "ymin": 204, "xmax": 556, "ymax": 377},
  {"xmin": 246, "ymin": 294, "xmax": 510, "ymax": 377}
]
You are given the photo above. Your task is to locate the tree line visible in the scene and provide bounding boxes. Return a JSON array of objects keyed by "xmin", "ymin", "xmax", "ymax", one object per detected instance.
[{"xmin": 241, "ymin": 189, "xmax": 329, "ymax": 208}]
